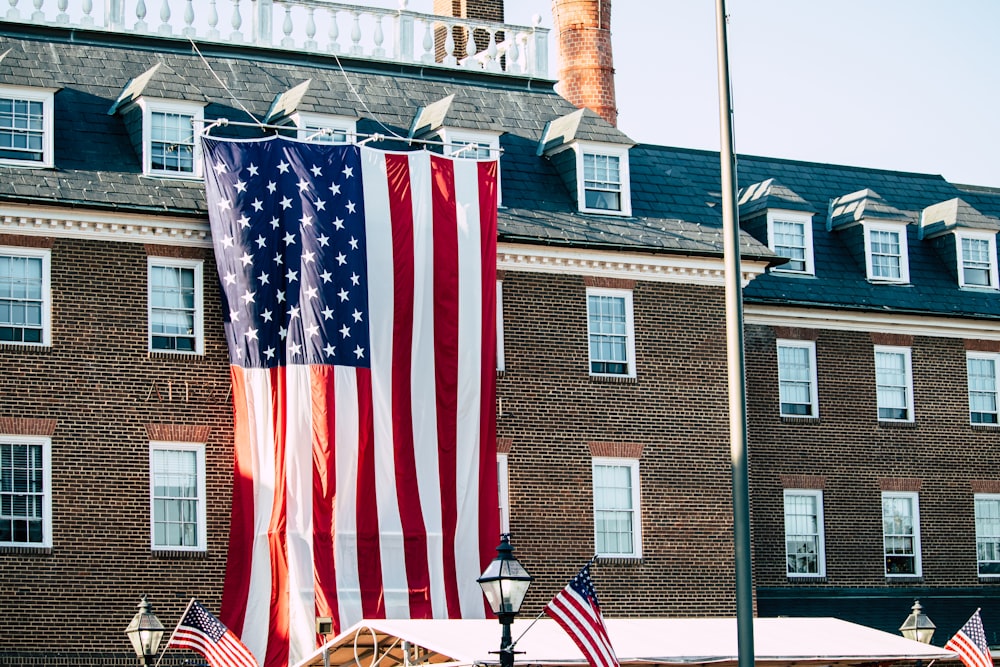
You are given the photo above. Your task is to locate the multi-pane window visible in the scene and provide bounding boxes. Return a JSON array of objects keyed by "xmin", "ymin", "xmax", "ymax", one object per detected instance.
[
  {"xmin": 865, "ymin": 223, "xmax": 909, "ymax": 283},
  {"xmin": 976, "ymin": 494, "xmax": 1000, "ymax": 576},
  {"xmin": 582, "ymin": 152, "xmax": 622, "ymax": 211},
  {"xmin": 958, "ymin": 233, "xmax": 998, "ymax": 289},
  {"xmin": 771, "ymin": 219, "xmax": 812, "ymax": 273},
  {"xmin": 0, "ymin": 86, "xmax": 53, "ymax": 166},
  {"xmin": 443, "ymin": 129, "xmax": 502, "ymax": 204},
  {"xmin": 586, "ymin": 288, "xmax": 635, "ymax": 378},
  {"xmin": 148, "ymin": 258, "xmax": 202, "ymax": 353},
  {"xmin": 777, "ymin": 340, "xmax": 818, "ymax": 417},
  {"xmin": 150, "ymin": 111, "xmax": 195, "ymax": 173},
  {"xmin": 784, "ymin": 490, "xmax": 825, "ymax": 576},
  {"xmin": 968, "ymin": 353, "xmax": 999, "ymax": 425},
  {"xmin": 295, "ymin": 113, "xmax": 355, "ymax": 144},
  {"xmin": 0, "ymin": 248, "xmax": 49, "ymax": 345},
  {"xmin": 592, "ymin": 458, "xmax": 641, "ymax": 558},
  {"xmin": 882, "ymin": 492, "xmax": 921, "ymax": 576},
  {"xmin": 875, "ymin": 346, "xmax": 914, "ymax": 422},
  {"xmin": 0, "ymin": 436, "xmax": 50, "ymax": 547},
  {"xmin": 150, "ymin": 442, "xmax": 206, "ymax": 551}
]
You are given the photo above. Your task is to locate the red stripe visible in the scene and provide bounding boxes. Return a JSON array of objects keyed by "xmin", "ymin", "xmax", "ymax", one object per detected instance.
[
  {"xmin": 476, "ymin": 159, "xmax": 500, "ymax": 587},
  {"xmin": 311, "ymin": 366, "xmax": 339, "ymax": 636},
  {"xmin": 354, "ymin": 367, "xmax": 385, "ymax": 618},
  {"xmin": 947, "ymin": 633, "xmax": 993, "ymax": 667},
  {"xmin": 430, "ymin": 154, "xmax": 461, "ymax": 617},
  {"xmin": 265, "ymin": 366, "xmax": 289, "ymax": 667},
  {"xmin": 385, "ymin": 152, "xmax": 432, "ymax": 618},
  {"xmin": 220, "ymin": 367, "xmax": 254, "ymax": 635},
  {"xmin": 546, "ymin": 592, "xmax": 618, "ymax": 667}
]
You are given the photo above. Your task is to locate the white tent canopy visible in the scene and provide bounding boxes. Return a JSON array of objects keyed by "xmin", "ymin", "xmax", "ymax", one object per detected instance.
[{"xmin": 295, "ymin": 617, "xmax": 956, "ymax": 667}]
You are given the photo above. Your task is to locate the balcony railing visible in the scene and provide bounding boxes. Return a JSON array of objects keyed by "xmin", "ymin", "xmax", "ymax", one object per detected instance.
[{"xmin": 2, "ymin": 0, "xmax": 550, "ymax": 78}]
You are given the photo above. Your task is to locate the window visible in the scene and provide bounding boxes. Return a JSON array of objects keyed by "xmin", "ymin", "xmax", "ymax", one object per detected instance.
[
  {"xmin": 0, "ymin": 246, "xmax": 51, "ymax": 346},
  {"xmin": 957, "ymin": 232, "xmax": 998, "ymax": 289},
  {"xmin": 864, "ymin": 222, "xmax": 910, "ymax": 283},
  {"xmin": 497, "ymin": 453, "xmax": 510, "ymax": 534},
  {"xmin": 141, "ymin": 100, "xmax": 203, "ymax": 177},
  {"xmin": 496, "ymin": 279, "xmax": 505, "ymax": 372},
  {"xmin": 784, "ymin": 490, "xmax": 825, "ymax": 576},
  {"xmin": 777, "ymin": 340, "xmax": 819, "ymax": 417},
  {"xmin": 976, "ymin": 494, "xmax": 1000, "ymax": 576},
  {"xmin": 586, "ymin": 287, "xmax": 636, "ymax": 378},
  {"xmin": 592, "ymin": 458, "xmax": 641, "ymax": 558},
  {"xmin": 148, "ymin": 257, "xmax": 203, "ymax": 354},
  {"xmin": 769, "ymin": 213, "xmax": 814, "ymax": 274},
  {"xmin": 0, "ymin": 85, "xmax": 54, "ymax": 167},
  {"xmin": 441, "ymin": 128, "xmax": 502, "ymax": 205},
  {"xmin": 577, "ymin": 144, "xmax": 631, "ymax": 216},
  {"xmin": 882, "ymin": 492, "xmax": 921, "ymax": 576},
  {"xmin": 293, "ymin": 112, "xmax": 356, "ymax": 144},
  {"xmin": 875, "ymin": 346, "xmax": 914, "ymax": 422},
  {"xmin": 968, "ymin": 352, "xmax": 999, "ymax": 425},
  {"xmin": 149, "ymin": 442, "xmax": 206, "ymax": 551},
  {"xmin": 0, "ymin": 436, "xmax": 51, "ymax": 547}
]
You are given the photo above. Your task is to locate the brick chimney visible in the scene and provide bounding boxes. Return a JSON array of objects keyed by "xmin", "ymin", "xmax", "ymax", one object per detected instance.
[
  {"xmin": 433, "ymin": 0, "xmax": 505, "ymax": 62},
  {"xmin": 552, "ymin": 0, "xmax": 617, "ymax": 126}
]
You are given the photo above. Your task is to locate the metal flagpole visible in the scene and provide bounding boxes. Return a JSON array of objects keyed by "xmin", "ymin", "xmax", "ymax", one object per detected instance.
[{"xmin": 713, "ymin": 2, "xmax": 755, "ymax": 667}]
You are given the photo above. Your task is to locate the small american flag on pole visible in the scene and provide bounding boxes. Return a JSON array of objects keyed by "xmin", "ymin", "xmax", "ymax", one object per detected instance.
[
  {"xmin": 945, "ymin": 609, "xmax": 994, "ymax": 667},
  {"xmin": 166, "ymin": 599, "xmax": 258, "ymax": 667},
  {"xmin": 545, "ymin": 563, "xmax": 620, "ymax": 667}
]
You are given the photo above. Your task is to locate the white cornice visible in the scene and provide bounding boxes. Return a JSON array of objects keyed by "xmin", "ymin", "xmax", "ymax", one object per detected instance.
[
  {"xmin": 744, "ymin": 303, "xmax": 1000, "ymax": 339},
  {"xmin": 0, "ymin": 204, "xmax": 212, "ymax": 247}
]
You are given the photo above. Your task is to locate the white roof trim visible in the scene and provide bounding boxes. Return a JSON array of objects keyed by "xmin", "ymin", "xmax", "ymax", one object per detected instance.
[{"xmin": 745, "ymin": 303, "xmax": 1000, "ymax": 339}]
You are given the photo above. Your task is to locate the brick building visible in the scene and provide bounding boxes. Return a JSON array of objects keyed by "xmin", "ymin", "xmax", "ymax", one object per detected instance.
[{"xmin": 0, "ymin": 0, "xmax": 998, "ymax": 665}]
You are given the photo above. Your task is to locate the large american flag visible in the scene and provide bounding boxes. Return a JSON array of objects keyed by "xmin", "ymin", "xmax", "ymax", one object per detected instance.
[
  {"xmin": 166, "ymin": 599, "xmax": 258, "ymax": 667},
  {"xmin": 202, "ymin": 136, "xmax": 499, "ymax": 667},
  {"xmin": 946, "ymin": 610, "xmax": 994, "ymax": 667},
  {"xmin": 545, "ymin": 564, "xmax": 620, "ymax": 667}
]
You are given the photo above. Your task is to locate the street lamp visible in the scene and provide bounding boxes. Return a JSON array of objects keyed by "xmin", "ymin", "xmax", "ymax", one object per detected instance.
[
  {"xmin": 900, "ymin": 599, "xmax": 936, "ymax": 644},
  {"xmin": 477, "ymin": 534, "xmax": 533, "ymax": 667},
  {"xmin": 125, "ymin": 596, "xmax": 166, "ymax": 666}
]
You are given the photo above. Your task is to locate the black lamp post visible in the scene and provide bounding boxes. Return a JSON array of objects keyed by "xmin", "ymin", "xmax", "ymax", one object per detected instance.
[
  {"xmin": 899, "ymin": 599, "xmax": 937, "ymax": 644},
  {"xmin": 477, "ymin": 534, "xmax": 533, "ymax": 667},
  {"xmin": 125, "ymin": 596, "xmax": 166, "ymax": 666}
]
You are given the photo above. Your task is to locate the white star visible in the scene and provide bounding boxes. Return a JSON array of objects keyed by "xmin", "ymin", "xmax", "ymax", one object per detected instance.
[
  {"xmin": 340, "ymin": 324, "xmax": 351, "ymax": 338},
  {"xmin": 305, "ymin": 286, "xmax": 318, "ymax": 300},
  {"xmin": 222, "ymin": 234, "xmax": 235, "ymax": 248},
  {"xmin": 280, "ymin": 197, "xmax": 293, "ymax": 210},
  {"xmin": 342, "ymin": 165, "xmax": 354, "ymax": 178},
  {"xmin": 289, "ymin": 342, "xmax": 302, "ymax": 356},
  {"xmin": 300, "ymin": 213, "xmax": 313, "ymax": 227},
  {"xmin": 306, "ymin": 324, "xmax": 320, "ymax": 338},
  {"xmin": 261, "ymin": 309, "xmax": 273, "ymax": 322},
  {"xmin": 352, "ymin": 309, "xmax": 363, "ymax": 323},
  {"xmin": 237, "ymin": 215, "xmax": 251, "ymax": 228},
  {"xmin": 267, "ymin": 181, "xmax": 277, "ymax": 194},
  {"xmin": 302, "ymin": 250, "xmax": 316, "ymax": 265},
  {"xmin": 314, "ymin": 199, "xmax": 326, "ymax": 211},
  {"xmin": 298, "ymin": 179, "xmax": 310, "ymax": 192},
  {"xmin": 336, "ymin": 252, "xmax": 347, "ymax": 266},
  {"xmin": 264, "ymin": 346, "xmax": 276, "ymax": 359},
  {"xmin": 255, "ymin": 235, "xmax": 267, "ymax": 248},
  {"xmin": 346, "ymin": 201, "xmax": 357, "ymax": 214},
  {"xmin": 289, "ymin": 305, "xmax": 301, "ymax": 320},
  {"xmin": 270, "ymin": 217, "xmax": 280, "ymax": 229},
  {"xmin": 277, "ymin": 290, "xmax": 286, "ymax": 303},
  {"xmin": 279, "ymin": 325, "xmax": 288, "ymax": 339},
  {"xmin": 320, "ymin": 270, "xmax": 333, "ymax": 283},
  {"xmin": 240, "ymin": 252, "xmax": 253, "ymax": 267},
  {"xmin": 317, "ymin": 234, "xmax": 330, "ymax": 247},
  {"xmin": 324, "ymin": 343, "xmax": 336, "ymax": 357},
  {"xmin": 257, "ymin": 271, "xmax": 270, "ymax": 285},
  {"xmin": 241, "ymin": 289, "xmax": 255, "ymax": 305},
  {"xmin": 354, "ymin": 345, "xmax": 365, "ymax": 359},
  {"xmin": 286, "ymin": 269, "xmax": 299, "ymax": 282},
  {"xmin": 248, "ymin": 163, "xmax": 259, "ymax": 177},
  {"xmin": 338, "ymin": 288, "xmax": 349, "ymax": 302},
  {"xmin": 230, "ymin": 309, "xmax": 240, "ymax": 322},
  {"xmin": 277, "ymin": 160, "xmax": 290, "ymax": 173},
  {"xmin": 234, "ymin": 179, "xmax": 247, "ymax": 193},
  {"xmin": 217, "ymin": 198, "xmax": 232, "ymax": 211},
  {"xmin": 213, "ymin": 161, "xmax": 227, "ymax": 174},
  {"xmin": 224, "ymin": 272, "xmax": 236, "ymax": 285},
  {"xmin": 329, "ymin": 182, "xmax": 341, "ymax": 196},
  {"xmin": 284, "ymin": 232, "xmax": 296, "ymax": 245},
  {"xmin": 251, "ymin": 199, "xmax": 264, "ymax": 212},
  {"xmin": 246, "ymin": 327, "xmax": 258, "ymax": 341},
  {"xmin": 310, "ymin": 164, "xmax": 323, "ymax": 177},
  {"xmin": 349, "ymin": 236, "xmax": 359, "ymax": 250},
  {"xmin": 322, "ymin": 306, "xmax": 334, "ymax": 320},
  {"xmin": 332, "ymin": 217, "xmax": 345, "ymax": 231},
  {"xmin": 273, "ymin": 252, "xmax": 283, "ymax": 266},
  {"xmin": 350, "ymin": 272, "xmax": 360, "ymax": 286}
]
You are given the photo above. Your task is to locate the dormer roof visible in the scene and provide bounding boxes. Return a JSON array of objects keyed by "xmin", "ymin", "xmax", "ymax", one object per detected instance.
[
  {"xmin": 827, "ymin": 188, "xmax": 910, "ymax": 230},
  {"xmin": 107, "ymin": 63, "xmax": 208, "ymax": 115},
  {"xmin": 919, "ymin": 197, "xmax": 1000, "ymax": 238},
  {"xmin": 409, "ymin": 94, "xmax": 455, "ymax": 140},
  {"xmin": 265, "ymin": 79, "xmax": 313, "ymax": 124},
  {"xmin": 738, "ymin": 178, "xmax": 815, "ymax": 217}
]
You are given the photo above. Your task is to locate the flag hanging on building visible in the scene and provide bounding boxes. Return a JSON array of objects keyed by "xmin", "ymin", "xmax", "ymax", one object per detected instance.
[
  {"xmin": 202, "ymin": 136, "xmax": 499, "ymax": 667},
  {"xmin": 166, "ymin": 599, "xmax": 259, "ymax": 667},
  {"xmin": 545, "ymin": 563, "xmax": 620, "ymax": 667},
  {"xmin": 945, "ymin": 609, "xmax": 994, "ymax": 667}
]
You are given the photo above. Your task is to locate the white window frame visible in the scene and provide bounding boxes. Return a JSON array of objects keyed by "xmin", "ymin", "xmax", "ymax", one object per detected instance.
[
  {"xmin": 497, "ymin": 453, "xmax": 510, "ymax": 534},
  {"xmin": 863, "ymin": 221, "xmax": 910, "ymax": 283},
  {"xmin": 149, "ymin": 441, "xmax": 207, "ymax": 552},
  {"xmin": 874, "ymin": 345, "xmax": 914, "ymax": 423},
  {"xmin": 440, "ymin": 128, "xmax": 503, "ymax": 206},
  {"xmin": 0, "ymin": 245, "xmax": 52, "ymax": 347},
  {"xmin": 768, "ymin": 211, "xmax": 815, "ymax": 275},
  {"xmin": 147, "ymin": 257, "xmax": 204, "ymax": 355},
  {"xmin": 881, "ymin": 491, "xmax": 921, "ymax": 577},
  {"xmin": 292, "ymin": 111, "xmax": 356, "ymax": 144},
  {"xmin": 138, "ymin": 98, "xmax": 204, "ymax": 178},
  {"xmin": 576, "ymin": 142, "xmax": 632, "ymax": 216},
  {"xmin": 975, "ymin": 493, "xmax": 1000, "ymax": 577},
  {"xmin": 956, "ymin": 231, "xmax": 999, "ymax": 289},
  {"xmin": 776, "ymin": 339, "xmax": 819, "ymax": 418},
  {"xmin": 0, "ymin": 85, "xmax": 55, "ymax": 168},
  {"xmin": 967, "ymin": 351, "xmax": 1000, "ymax": 425},
  {"xmin": 586, "ymin": 286, "xmax": 636, "ymax": 379},
  {"xmin": 592, "ymin": 457, "xmax": 642, "ymax": 559},
  {"xmin": 783, "ymin": 489, "xmax": 825, "ymax": 577},
  {"xmin": 0, "ymin": 435, "xmax": 52, "ymax": 548},
  {"xmin": 496, "ymin": 279, "xmax": 505, "ymax": 372}
]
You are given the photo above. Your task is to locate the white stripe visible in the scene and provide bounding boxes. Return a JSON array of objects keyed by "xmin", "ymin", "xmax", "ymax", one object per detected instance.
[
  {"xmin": 362, "ymin": 147, "xmax": 411, "ymax": 618},
  {"xmin": 240, "ymin": 368, "xmax": 276, "ymax": 663},
  {"xmin": 285, "ymin": 364, "xmax": 317, "ymax": 664},
  {"xmin": 452, "ymin": 157, "xmax": 486, "ymax": 618},
  {"xmin": 549, "ymin": 593, "xmax": 617, "ymax": 667},
  {"xmin": 407, "ymin": 150, "xmax": 447, "ymax": 617},
  {"xmin": 333, "ymin": 366, "xmax": 363, "ymax": 629}
]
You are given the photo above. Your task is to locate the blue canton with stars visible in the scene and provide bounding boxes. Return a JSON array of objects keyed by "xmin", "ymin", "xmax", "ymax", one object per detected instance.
[{"xmin": 203, "ymin": 137, "xmax": 371, "ymax": 369}]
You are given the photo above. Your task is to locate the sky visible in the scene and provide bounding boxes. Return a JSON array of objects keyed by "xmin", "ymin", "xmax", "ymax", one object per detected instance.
[{"xmin": 490, "ymin": 0, "xmax": 1000, "ymax": 188}]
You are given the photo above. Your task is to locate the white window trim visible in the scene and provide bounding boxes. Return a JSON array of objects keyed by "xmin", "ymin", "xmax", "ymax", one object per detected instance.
[
  {"xmin": 575, "ymin": 142, "xmax": 632, "ymax": 216},
  {"xmin": 967, "ymin": 351, "xmax": 1000, "ymax": 425},
  {"xmin": 768, "ymin": 210, "xmax": 815, "ymax": 275},
  {"xmin": 440, "ymin": 128, "xmax": 503, "ymax": 206},
  {"xmin": 874, "ymin": 345, "xmax": 915, "ymax": 423},
  {"xmin": 975, "ymin": 493, "xmax": 1000, "ymax": 578},
  {"xmin": 783, "ymin": 489, "xmax": 826, "ymax": 578},
  {"xmin": 863, "ymin": 221, "xmax": 910, "ymax": 284},
  {"xmin": 149, "ymin": 440, "xmax": 207, "ymax": 552},
  {"xmin": 0, "ymin": 85, "xmax": 55, "ymax": 169},
  {"xmin": 956, "ymin": 230, "xmax": 999, "ymax": 290},
  {"xmin": 147, "ymin": 256, "xmax": 204, "ymax": 355},
  {"xmin": 776, "ymin": 339, "xmax": 819, "ymax": 418},
  {"xmin": 497, "ymin": 453, "xmax": 510, "ymax": 534},
  {"xmin": 0, "ymin": 245, "xmax": 52, "ymax": 347},
  {"xmin": 496, "ymin": 279, "xmax": 505, "ymax": 372},
  {"xmin": 586, "ymin": 286, "xmax": 636, "ymax": 379},
  {"xmin": 592, "ymin": 456, "xmax": 642, "ymax": 558},
  {"xmin": 0, "ymin": 435, "xmax": 52, "ymax": 548},
  {"xmin": 881, "ymin": 491, "xmax": 922, "ymax": 577},
  {"xmin": 138, "ymin": 98, "xmax": 205, "ymax": 179},
  {"xmin": 291, "ymin": 111, "xmax": 357, "ymax": 144}
]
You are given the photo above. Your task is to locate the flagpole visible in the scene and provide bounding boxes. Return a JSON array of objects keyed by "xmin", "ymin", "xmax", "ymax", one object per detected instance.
[
  {"xmin": 155, "ymin": 598, "xmax": 196, "ymax": 667},
  {"xmin": 713, "ymin": 3, "xmax": 755, "ymax": 667},
  {"xmin": 512, "ymin": 556, "xmax": 599, "ymax": 647}
]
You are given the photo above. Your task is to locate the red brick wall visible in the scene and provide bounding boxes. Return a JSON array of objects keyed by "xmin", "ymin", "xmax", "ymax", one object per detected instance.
[{"xmin": 552, "ymin": 0, "xmax": 618, "ymax": 126}]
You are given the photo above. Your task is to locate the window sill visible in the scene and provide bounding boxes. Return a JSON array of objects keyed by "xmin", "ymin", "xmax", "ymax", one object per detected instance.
[
  {"xmin": 596, "ymin": 556, "xmax": 642, "ymax": 566},
  {"xmin": 781, "ymin": 416, "xmax": 820, "ymax": 425},
  {"xmin": 972, "ymin": 423, "xmax": 1000, "ymax": 431},
  {"xmin": 786, "ymin": 575, "xmax": 827, "ymax": 583},
  {"xmin": 0, "ymin": 545, "xmax": 52, "ymax": 554},
  {"xmin": 0, "ymin": 342, "xmax": 50, "ymax": 352},
  {"xmin": 885, "ymin": 575, "xmax": 923, "ymax": 582},
  {"xmin": 147, "ymin": 350, "xmax": 204, "ymax": 359},
  {"xmin": 878, "ymin": 420, "xmax": 917, "ymax": 428},
  {"xmin": 151, "ymin": 549, "xmax": 208, "ymax": 559},
  {"xmin": 589, "ymin": 374, "xmax": 637, "ymax": 385}
]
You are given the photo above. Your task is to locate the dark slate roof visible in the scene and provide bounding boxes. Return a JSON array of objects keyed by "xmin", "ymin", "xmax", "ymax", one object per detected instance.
[
  {"xmin": 738, "ymin": 178, "xmax": 814, "ymax": 217},
  {"xmin": 920, "ymin": 198, "xmax": 1000, "ymax": 238},
  {"xmin": 827, "ymin": 188, "xmax": 910, "ymax": 229}
]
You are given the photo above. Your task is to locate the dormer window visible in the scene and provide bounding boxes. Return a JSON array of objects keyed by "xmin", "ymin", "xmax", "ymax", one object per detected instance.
[
  {"xmin": 0, "ymin": 85, "xmax": 54, "ymax": 168},
  {"xmin": 579, "ymin": 144, "xmax": 631, "ymax": 215},
  {"xmin": 957, "ymin": 231, "xmax": 998, "ymax": 289},
  {"xmin": 864, "ymin": 222, "xmax": 909, "ymax": 283},
  {"xmin": 292, "ymin": 112, "xmax": 355, "ymax": 144},
  {"xmin": 768, "ymin": 212, "xmax": 814, "ymax": 275},
  {"xmin": 142, "ymin": 99, "xmax": 204, "ymax": 178},
  {"xmin": 439, "ymin": 128, "xmax": 502, "ymax": 204}
]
